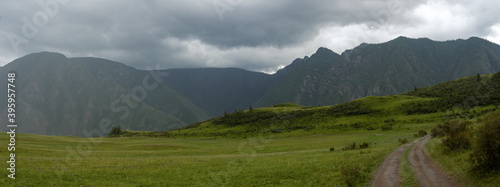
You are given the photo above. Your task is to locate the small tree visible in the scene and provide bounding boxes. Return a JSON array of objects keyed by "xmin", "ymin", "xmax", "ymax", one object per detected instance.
[
  {"xmin": 437, "ymin": 120, "xmax": 472, "ymax": 151},
  {"xmin": 470, "ymin": 110, "xmax": 500, "ymax": 172},
  {"xmin": 359, "ymin": 142, "xmax": 369, "ymax": 149},
  {"xmin": 109, "ymin": 126, "xmax": 121, "ymax": 136},
  {"xmin": 476, "ymin": 73, "xmax": 482, "ymax": 82},
  {"xmin": 249, "ymin": 105, "xmax": 253, "ymax": 112}
]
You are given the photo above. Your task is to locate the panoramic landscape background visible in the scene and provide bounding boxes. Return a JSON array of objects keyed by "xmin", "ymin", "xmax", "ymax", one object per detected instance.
[{"xmin": 1, "ymin": 0, "xmax": 500, "ymax": 186}]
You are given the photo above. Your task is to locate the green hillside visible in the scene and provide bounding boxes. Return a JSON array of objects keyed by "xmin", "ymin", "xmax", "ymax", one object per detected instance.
[
  {"xmin": 405, "ymin": 72, "xmax": 500, "ymax": 108},
  {"xmin": 116, "ymin": 71, "xmax": 499, "ymax": 139}
]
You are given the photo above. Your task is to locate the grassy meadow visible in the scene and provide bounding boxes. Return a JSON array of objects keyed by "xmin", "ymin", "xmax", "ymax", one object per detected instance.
[{"xmin": 1, "ymin": 124, "xmax": 432, "ymax": 186}]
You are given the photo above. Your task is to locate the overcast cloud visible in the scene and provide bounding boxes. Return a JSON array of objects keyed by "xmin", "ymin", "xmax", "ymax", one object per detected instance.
[{"xmin": 1, "ymin": 0, "xmax": 500, "ymax": 73}]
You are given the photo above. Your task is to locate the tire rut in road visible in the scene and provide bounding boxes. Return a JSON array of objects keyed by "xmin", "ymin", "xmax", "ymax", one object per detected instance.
[
  {"xmin": 408, "ymin": 135, "xmax": 462, "ymax": 187},
  {"xmin": 371, "ymin": 137, "xmax": 425, "ymax": 187}
]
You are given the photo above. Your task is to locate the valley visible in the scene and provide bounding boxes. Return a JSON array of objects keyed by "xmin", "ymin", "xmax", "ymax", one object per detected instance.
[{"xmin": 2, "ymin": 72, "xmax": 499, "ymax": 186}]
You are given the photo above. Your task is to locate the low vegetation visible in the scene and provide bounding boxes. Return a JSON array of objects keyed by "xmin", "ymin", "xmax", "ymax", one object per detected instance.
[
  {"xmin": 340, "ymin": 164, "xmax": 368, "ymax": 187},
  {"xmin": 108, "ymin": 126, "xmax": 122, "ymax": 136},
  {"xmin": 470, "ymin": 110, "xmax": 500, "ymax": 173},
  {"xmin": 342, "ymin": 142, "xmax": 357, "ymax": 151},
  {"xmin": 406, "ymin": 71, "xmax": 500, "ymax": 111},
  {"xmin": 435, "ymin": 120, "xmax": 473, "ymax": 151},
  {"xmin": 413, "ymin": 130, "xmax": 427, "ymax": 138},
  {"xmin": 426, "ymin": 110, "xmax": 500, "ymax": 185},
  {"xmin": 398, "ymin": 138, "xmax": 409, "ymax": 144}
]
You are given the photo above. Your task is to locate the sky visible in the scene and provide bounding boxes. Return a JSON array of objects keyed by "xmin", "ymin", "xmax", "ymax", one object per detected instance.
[{"xmin": 1, "ymin": 0, "xmax": 500, "ymax": 73}]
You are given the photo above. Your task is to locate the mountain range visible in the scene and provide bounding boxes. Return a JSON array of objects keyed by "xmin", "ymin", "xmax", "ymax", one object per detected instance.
[{"xmin": 1, "ymin": 36, "xmax": 500, "ymax": 136}]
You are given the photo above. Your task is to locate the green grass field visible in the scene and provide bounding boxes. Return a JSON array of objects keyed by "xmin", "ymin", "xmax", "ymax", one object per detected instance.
[{"xmin": 1, "ymin": 125, "xmax": 433, "ymax": 186}]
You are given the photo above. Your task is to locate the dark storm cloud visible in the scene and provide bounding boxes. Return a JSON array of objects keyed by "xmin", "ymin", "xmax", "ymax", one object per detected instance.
[
  {"xmin": 0, "ymin": 0, "xmax": 499, "ymax": 72},
  {"xmin": 148, "ymin": 0, "xmax": 424, "ymax": 48}
]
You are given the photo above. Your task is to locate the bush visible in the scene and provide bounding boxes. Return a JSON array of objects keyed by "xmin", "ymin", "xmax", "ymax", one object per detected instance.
[
  {"xmin": 414, "ymin": 130, "xmax": 428, "ymax": 137},
  {"xmin": 340, "ymin": 164, "xmax": 366, "ymax": 187},
  {"xmin": 381, "ymin": 125, "xmax": 392, "ymax": 131},
  {"xmin": 438, "ymin": 120, "xmax": 472, "ymax": 151},
  {"xmin": 470, "ymin": 110, "xmax": 500, "ymax": 172},
  {"xmin": 359, "ymin": 142, "xmax": 369, "ymax": 149},
  {"xmin": 342, "ymin": 142, "xmax": 357, "ymax": 151},
  {"xmin": 329, "ymin": 147, "xmax": 335, "ymax": 152},
  {"xmin": 398, "ymin": 138, "xmax": 409, "ymax": 144},
  {"xmin": 326, "ymin": 101, "xmax": 377, "ymax": 116},
  {"xmin": 431, "ymin": 126, "xmax": 445, "ymax": 137},
  {"xmin": 109, "ymin": 126, "xmax": 121, "ymax": 136}
]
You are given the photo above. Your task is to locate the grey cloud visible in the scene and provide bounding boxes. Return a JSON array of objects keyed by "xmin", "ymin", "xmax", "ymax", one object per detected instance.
[{"xmin": 0, "ymin": 0, "xmax": 499, "ymax": 72}]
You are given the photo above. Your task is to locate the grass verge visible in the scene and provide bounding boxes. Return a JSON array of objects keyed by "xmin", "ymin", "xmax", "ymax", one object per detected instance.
[
  {"xmin": 400, "ymin": 143, "xmax": 419, "ymax": 187},
  {"xmin": 425, "ymin": 137, "xmax": 500, "ymax": 186}
]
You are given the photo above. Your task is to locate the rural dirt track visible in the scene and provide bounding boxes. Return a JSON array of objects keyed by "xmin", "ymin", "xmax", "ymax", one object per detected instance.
[
  {"xmin": 371, "ymin": 135, "xmax": 461, "ymax": 187},
  {"xmin": 371, "ymin": 137, "xmax": 425, "ymax": 187},
  {"xmin": 409, "ymin": 136, "xmax": 462, "ymax": 187}
]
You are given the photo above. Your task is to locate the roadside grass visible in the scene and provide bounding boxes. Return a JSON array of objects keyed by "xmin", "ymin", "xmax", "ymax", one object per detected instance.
[{"xmin": 426, "ymin": 135, "xmax": 500, "ymax": 186}]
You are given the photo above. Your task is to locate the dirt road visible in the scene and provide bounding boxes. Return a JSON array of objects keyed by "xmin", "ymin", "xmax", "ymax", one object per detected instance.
[
  {"xmin": 408, "ymin": 136, "xmax": 462, "ymax": 187},
  {"xmin": 371, "ymin": 137, "xmax": 424, "ymax": 187},
  {"xmin": 371, "ymin": 135, "xmax": 461, "ymax": 187}
]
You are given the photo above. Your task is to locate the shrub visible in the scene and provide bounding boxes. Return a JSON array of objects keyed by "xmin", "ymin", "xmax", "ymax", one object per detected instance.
[
  {"xmin": 381, "ymin": 125, "xmax": 392, "ymax": 131},
  {"xmin": 365, "ymin": 126, "xmax": 376, "ymax": 131},
  {"xmin": 419, "ymin": 130, "xmax": 428, "ymax": 136},
  {"xmin": 414, "ymin": 130, "xmax": 428, "ymax": 137},
  {"xmin": 326, "ymin": 101, "xmax": 376, "ymax": 116},
  {"xmin": 431, "ymin": 126, "xmax": 445, "ymax": 137},
  {"xmin": 398, "ymin": 138, "xmax": 409, "ymax": 144},
  {"xmin": 342, "ymin": 142, "xmax": 357, "ymax": 151},
  {"xmin": 329, "ymin": 147, "xmax": 335, "ymax": 152},
  {"xmin": 470, "ymin": 110, "xmax": 500, "ymax": 172},
  {"xmin": 350, "ymin": 123, "xmax": 363, "ymax": 129},
  {"xmin": 359, "ymin": 142, "xmax": 369, "ymax": 149},
  {"xmin": 340, "ymin": 164, "xmax": 366, "ymax": 187},
  {"xmin": 438, "ymin": 120, "xmax": 472, "ymax": 151},
  {"xmin": 109, "ymin": 126, "xmax": 121, "ymax": 136}
]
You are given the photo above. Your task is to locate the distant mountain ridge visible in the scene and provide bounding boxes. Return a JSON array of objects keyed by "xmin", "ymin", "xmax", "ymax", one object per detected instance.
[
  {"xmin": 0, "ymin": 52, "xmax": 212, "ymax": 136},
  {"xmin": 1, "ymin": 36, "xmax": 500, "ymax": 136},
  {"xmin": 256, "ymin": 36, "xmax": 500, "ymax": 106}
]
